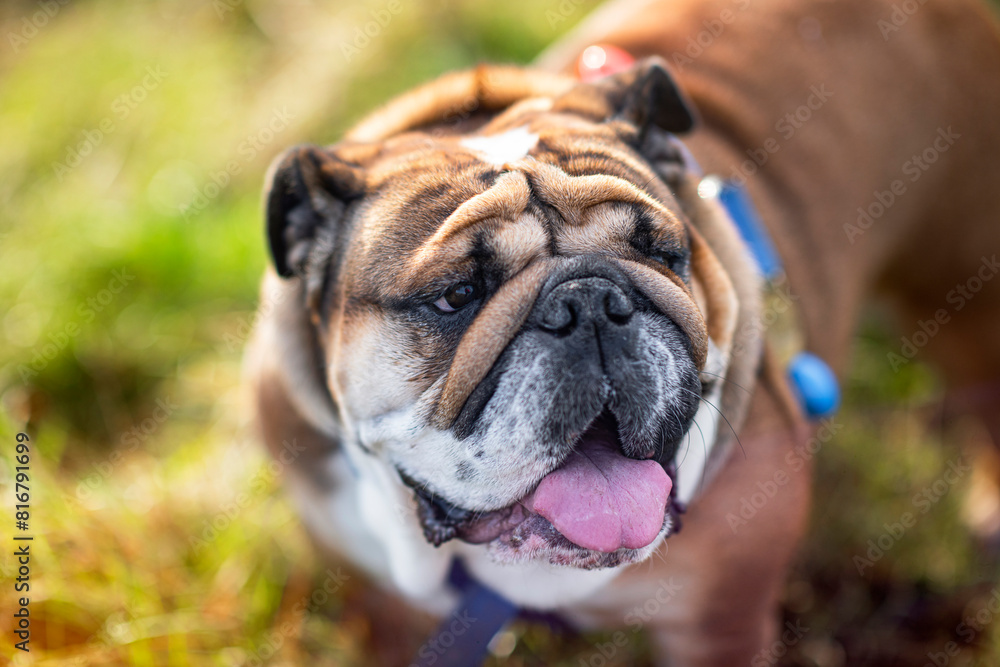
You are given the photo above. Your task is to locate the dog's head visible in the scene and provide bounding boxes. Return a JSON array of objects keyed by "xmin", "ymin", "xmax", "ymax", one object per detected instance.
[{"xmin": 263, "ymin": 59, "xmax": 742, "ymax": 569}]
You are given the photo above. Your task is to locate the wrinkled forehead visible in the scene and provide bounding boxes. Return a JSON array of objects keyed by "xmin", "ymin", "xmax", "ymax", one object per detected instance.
[{"xmin": 348, "ymin": 113, "xmax": 688, "ymax": 296}]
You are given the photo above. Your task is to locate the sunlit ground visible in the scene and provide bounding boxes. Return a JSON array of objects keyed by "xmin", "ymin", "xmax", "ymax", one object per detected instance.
[{"xmin": 1, "ymin": 1, "xmax": 999, "ymax": 665}]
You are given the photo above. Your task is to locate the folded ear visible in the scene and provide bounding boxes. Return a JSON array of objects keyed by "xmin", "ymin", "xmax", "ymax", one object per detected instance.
[
  {"xmin": 265, "ymin": 144, "xmax": 365, "ymax": 279},
  {"xmin": 551, "ymin": 56, "xmax": 697, "ymax": 138}
]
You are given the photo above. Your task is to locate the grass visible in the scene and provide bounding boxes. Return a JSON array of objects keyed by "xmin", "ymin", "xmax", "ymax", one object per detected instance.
[{"xmin": 1, "ymin": 0, "xmax": 998, "ymax": 665}]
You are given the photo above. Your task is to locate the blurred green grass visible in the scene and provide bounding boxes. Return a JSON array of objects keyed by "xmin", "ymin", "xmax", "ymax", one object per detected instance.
[{"xmin": 0, "ymin": 0, "xmax": 998, "ymax": 665}]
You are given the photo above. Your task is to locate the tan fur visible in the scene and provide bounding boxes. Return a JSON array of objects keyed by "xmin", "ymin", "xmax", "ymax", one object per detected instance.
[
  {"xmin": 418, "ymin": 171, "xmax": 532, "ymax": 251},
  {"xmin": 346, "ymin": 66, "xmax": 574, "ymax": 143},
  {"xmin": 249, "ymin": 0, "xmax": 1000, "ymax": 663},
  {"xmin": 431, "ymin": 258, "xmax": 558, "ymax": 428}
]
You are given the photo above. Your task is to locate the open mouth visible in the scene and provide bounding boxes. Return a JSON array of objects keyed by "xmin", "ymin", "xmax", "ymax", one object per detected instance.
[{"xmin": 411, "ymin": 411, "xmax": 681, "ymax": 567}]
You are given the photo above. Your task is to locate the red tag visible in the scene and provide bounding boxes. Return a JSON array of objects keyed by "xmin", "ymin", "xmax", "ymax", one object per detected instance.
[{"xmin": 576, "ymin": 44, "xmax": 636, "ymax": 81}]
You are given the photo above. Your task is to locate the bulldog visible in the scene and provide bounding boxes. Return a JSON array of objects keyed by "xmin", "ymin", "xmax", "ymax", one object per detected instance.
[{"xmin": 247, "ymin": 0, "xmax": 1000, "ymax": 663}]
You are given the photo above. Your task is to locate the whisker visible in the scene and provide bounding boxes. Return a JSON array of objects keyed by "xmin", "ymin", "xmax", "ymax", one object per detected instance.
[
  {"xmin": 672, "ymin": 412, "xmax": 691, "ymax": 469},
  {"xmin": 686, "ymin": 407, "xmax": 708, "ymax": 477},
  {"xmin": 681, "ymin": 387, "xmax": 747, "ymax": 462},
  {"xmin": 699, "ymin": 370, "xmax": 753, "ymax": 396},
  {"xmin": 675, "ymin": 390, "xmax": 712, "ymax": 494},
  {"xmin": 697, "ymin": 406, "xmax": 711, "ymax": 492}
]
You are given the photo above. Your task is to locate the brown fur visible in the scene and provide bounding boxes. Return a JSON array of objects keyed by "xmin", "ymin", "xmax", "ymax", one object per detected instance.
[
  {"xmin": 249, "ymin": 0, "xmax": 1000, "ymax": 663},
  {"xmin": 537, "ymin": 0, "xmax": 1000, "ymax": 662}
]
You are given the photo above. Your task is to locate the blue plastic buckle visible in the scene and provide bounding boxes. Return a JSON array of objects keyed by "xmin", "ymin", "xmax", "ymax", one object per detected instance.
[{"xmin": 788, "ymin": 351, "xmax": 840, "ymax": 418}]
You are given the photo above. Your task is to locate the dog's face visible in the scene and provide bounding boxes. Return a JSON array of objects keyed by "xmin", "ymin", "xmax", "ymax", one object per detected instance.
[{"xmin": 265, "ymin": 60, "xmax": 737, "ymax": 570}]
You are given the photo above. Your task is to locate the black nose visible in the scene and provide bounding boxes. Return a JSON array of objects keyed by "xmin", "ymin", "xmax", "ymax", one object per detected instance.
[{"xmin": 536, "ymin": 276, "xmax": 635, "ymax": 336}]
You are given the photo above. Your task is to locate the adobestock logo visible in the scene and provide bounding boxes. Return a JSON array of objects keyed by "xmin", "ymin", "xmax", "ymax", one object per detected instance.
[
  {"xmin": 16, "ymin": 269, "xmax": 135, "ymax": 382},
  {"xmin": 6, "ymin": 0, "xmax": 70, "ymax": 53},
  {"xmin": 727, "ymin": 419, "xmax": 842, "ymax": 534},
  {"xmin": 51, "ymin": 67, "xmax": 168, "ymax": 182},
  {"xmin": 844, "ymin": 126, "xmax": 960, "ymax": 244},
  {"xmin": 188, "ymin": 438, "xmax": 307, "ymax": 552},
  {"xmin": 339, "ymin": 0, "xmax": 404, "ymax": 63},
  {"xmin": 878, "ymin": 0, "xmax": 930, "ymax": 41},
  {"xmin": 887, "ymin": 254, "xmax": 999, "ymax": 371},
  {"xmin": 408, "ymin": 610, "xmax": 478, "ymax": 667},
  {"xmin": 751, "ymin": 619, "xmax": 809, "ymax": 667},
  {"xmin": 180, "ymin": 107, "xmax": 295, "ymax": 220},
  {"xmin": 668, "ymin": 0, "xmax": 753, "ymax": 71},
  {"xmin": 854, "ymin": 459, "xmax": 969, "ymax": 576},
  {"xmin": 574, "ymin": 578, "xmax": 683, "ymax": 667},
  {"xmin": 546, "ymin": 0, "xmax": 589, "ymax": 30},
  {"xmin": 74, "ymin": 397, "xmax": 179, "ymax": 501},
  {"xmin": 728, "ymin": 83, "xmax": 833, "ymax": 187},
  {"xmin": 241, "ymin": 568, "xmax": 350, "ymax": 666},
  {"xmin": 923, "ymin": 587, "xmax": 1000, "ymax": 667}
]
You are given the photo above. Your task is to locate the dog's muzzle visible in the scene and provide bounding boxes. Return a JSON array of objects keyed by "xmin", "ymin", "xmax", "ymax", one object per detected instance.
[{"xmin": 408, "ymin": 256, "xmax": 701, "ymax": 561}]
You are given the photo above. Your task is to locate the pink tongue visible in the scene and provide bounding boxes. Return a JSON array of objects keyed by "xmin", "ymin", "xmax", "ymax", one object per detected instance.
[{"xmin": 526, "ymin": 436, "xmax": 672, "ymax": 553}]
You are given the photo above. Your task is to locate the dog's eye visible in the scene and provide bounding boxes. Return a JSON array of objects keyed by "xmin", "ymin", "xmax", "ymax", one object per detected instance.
[
  {"xmin": 650, "ymin": 250, "xmax": 688, "ymax": 274},
  {"xmin": 434, "ymin": 283, "xmax": 478, "ymax": 313}
]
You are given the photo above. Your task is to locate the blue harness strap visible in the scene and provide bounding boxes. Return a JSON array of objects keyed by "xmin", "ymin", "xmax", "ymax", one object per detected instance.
[
  {"xmin": 716, "ymin": 181, "xmax": 783, "ymax": 281},
  {"xmin": 411, "ymin": 560, "xmax": 519, "ymax": 667},
  {"xmin": 711, "ymin": 178, "xmax": 841, "ymax": 419}
]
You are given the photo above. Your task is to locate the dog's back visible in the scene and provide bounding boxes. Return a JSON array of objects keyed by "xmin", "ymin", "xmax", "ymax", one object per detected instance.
[{"xmin": 536, "ymin": 1, "xmax": 1000, "ymax": 661}]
